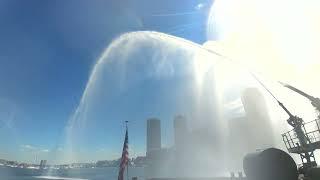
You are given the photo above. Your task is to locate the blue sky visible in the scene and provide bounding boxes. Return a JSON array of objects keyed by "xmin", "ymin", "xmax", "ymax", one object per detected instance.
[{"xmin": 0, "ymin": 0, "xmax": 212, "ymax": 163}]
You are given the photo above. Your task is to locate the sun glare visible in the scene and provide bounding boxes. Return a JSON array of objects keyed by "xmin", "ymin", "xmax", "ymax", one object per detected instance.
[{"xmin": 207, "ymin": 0, "xmax": 320, "ymax": 86}]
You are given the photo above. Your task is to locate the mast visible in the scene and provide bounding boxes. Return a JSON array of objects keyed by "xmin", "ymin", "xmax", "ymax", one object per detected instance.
[
  {"xmin": 250, "ymin": 73, "xmax": 294, "ymax": 118},
  {"xmin": 279, "ymin": 82, "xmax": 320, "ymax": 116},
  {"xmin": 125, "ymin": 121, "xmax": 129, "ymax": 180}
]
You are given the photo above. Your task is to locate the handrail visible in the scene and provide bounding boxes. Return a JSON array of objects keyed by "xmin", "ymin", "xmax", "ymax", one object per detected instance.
[{"xmin": 282, "ymin": 119, "xmax": 320, "ymax": 152}]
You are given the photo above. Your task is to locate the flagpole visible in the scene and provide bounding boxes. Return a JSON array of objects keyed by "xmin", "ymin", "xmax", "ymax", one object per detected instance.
[
  {"xmin": 127, "ymin": 161, "xmax": 129, "ymax": 180},
  {"xmin": 125, "ymin": 121, "xmax": 129, "ymax": 180}
]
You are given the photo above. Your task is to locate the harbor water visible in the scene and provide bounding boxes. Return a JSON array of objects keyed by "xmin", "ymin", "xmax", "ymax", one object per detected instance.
[{"xmin": 0, "ymin": 166, "xmax": 145, "ymax": 180}]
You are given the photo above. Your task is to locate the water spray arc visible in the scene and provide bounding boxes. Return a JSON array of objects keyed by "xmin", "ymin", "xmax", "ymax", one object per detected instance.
[
  {"xmin": 65, "ymin": 30, "xmax": 320, "ymax": 179},
  {"xmin": 64, "ymin": 31, "xmax": 226, "ymax": 165}
]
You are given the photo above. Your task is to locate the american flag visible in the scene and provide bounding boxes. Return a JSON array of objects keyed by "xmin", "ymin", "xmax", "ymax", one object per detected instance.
[{"xmin": 118, "ymin": 128, "xmax": 129, "ymax": 180}]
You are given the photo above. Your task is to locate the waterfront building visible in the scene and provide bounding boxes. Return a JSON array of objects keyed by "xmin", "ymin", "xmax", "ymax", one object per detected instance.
[{"xmin": 146, "ymin": 118, "xmax": 161, "ymax": 157}]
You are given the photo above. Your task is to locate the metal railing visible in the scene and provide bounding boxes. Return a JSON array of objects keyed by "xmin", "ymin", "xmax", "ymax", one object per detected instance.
[{"xmin": 282, "ymin": 119, "xmax": 320, "ymax": 151}]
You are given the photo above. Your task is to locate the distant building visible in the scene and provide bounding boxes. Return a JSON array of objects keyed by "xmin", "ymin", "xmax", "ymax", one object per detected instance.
[
  {"xmin": 241, "ymin": 88, "xmax": 274, "ymax": 148},
  {"xmin": 133, "ymin": 156, "xmax": 147, "ymax": 167},
  {"xmin": 145, "ymin": 147, "xmax": 175, "ymax": 178},
  {"xmin": 173, "ymin": 115, "xmax": 188, "ymax": 149},
  {"xmin": 96, "ymin": 159, "xmax": 120, "ymax": 167},
  {"xmin": 39, "ymin": 160, "xmax": 47, "ymax": 169},
  {"xmin": 146, "ymin": 118, "xmax": 161, "ymax": 157},
  {"xmin": 96, "ymin": 160, "xmax": 109, "ymax": 167},
  {"xmin": 6, "ymin": 161, "xmax": 18, "ymax": 166},
  {"xmin": 0, "ymin": 159, "xmax": 7, "ymax": 165}
]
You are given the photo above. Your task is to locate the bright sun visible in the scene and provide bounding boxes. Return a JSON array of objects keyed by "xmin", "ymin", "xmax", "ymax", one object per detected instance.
[{"xmin": 206, "ymin": 0, "xmax": 320, "ymax": 91}]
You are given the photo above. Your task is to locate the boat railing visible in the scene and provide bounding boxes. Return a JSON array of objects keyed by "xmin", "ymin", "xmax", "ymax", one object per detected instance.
[{"xmin": 282, "ymin": 119, "xmax": 320, "ymax": 152}]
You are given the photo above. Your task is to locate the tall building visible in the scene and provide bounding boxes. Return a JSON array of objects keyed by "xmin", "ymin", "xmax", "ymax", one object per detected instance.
[
  {"xmin": 146, "ymin": 118, "xmax": 161, "ymax": 157},
  {"xmin": 39, "ymin": 160, "xmax": 47, "ymax": 169},
  {"xmin": 173, "ymin": 115, "xmax": 188, "ymax": 149},
  {"xmin": 241, "ymin": 88, "xmax": 274, "ymax": 148}
]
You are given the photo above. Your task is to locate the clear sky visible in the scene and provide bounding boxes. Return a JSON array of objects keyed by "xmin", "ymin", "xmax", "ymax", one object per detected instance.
[{"xmin": 0, "ymin": 0, "xmax": 212, "ymax": 163}]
